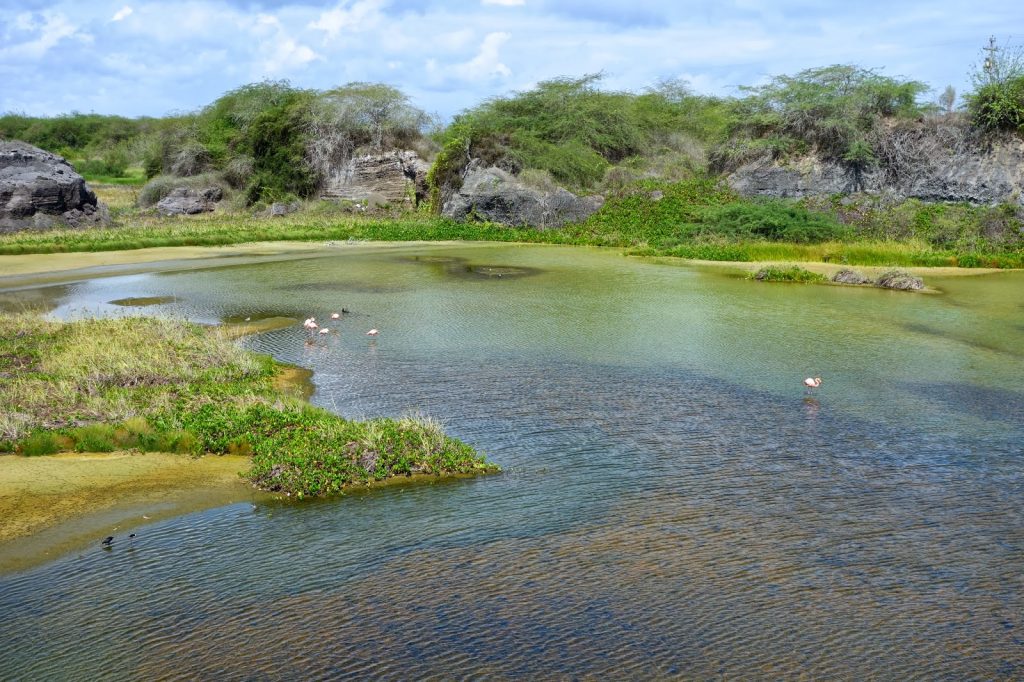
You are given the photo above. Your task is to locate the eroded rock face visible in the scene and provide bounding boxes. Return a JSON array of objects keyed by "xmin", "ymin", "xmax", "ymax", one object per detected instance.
[
  {"xmin": 321, "ymin": 150, "xmax": 429, "ymax": 206},
  {"xmin": 0, "ymin": 140, "xmax": 109, "ymax": 232},
  {"xmin": 442, "ymin": 161, "xmax": 604, "ymax": 229},
  {"xmin": 728, "ymin": 134, "xmax": 1024, "ymax": 206},
  {"xmin": 155, "ymin": 187, "xmax": 223, "ymax": 216}
]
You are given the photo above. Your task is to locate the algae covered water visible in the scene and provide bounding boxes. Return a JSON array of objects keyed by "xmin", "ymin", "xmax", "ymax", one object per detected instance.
[{"xmin": 0, "ymin": 243, "xmax": 1022, "ymax": 679}]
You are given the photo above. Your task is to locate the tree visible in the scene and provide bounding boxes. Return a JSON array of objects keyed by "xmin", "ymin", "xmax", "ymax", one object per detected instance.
[
  {"xmin": 317, "ymin": 82, "xmax": 429, "ymax": 153},
  {"xmin": 966, "ymin": 37, "xmax": 1024, "ymax": 133},
  {"xmin": 730, "ymin": 64, "xmax": 929, "ymax": 163},
  {"xmin": 938, "ymin": 85, "xmax": 956, "ymax": 114}
]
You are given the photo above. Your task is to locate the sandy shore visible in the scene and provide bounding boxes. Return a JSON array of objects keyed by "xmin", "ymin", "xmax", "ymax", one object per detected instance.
[
  {"xmin": 0, "ymin": 452, "xmax": 259, "ymax": 573},
  {"xmin": 0, "ymin": 239, "xmax": 495, "ymax": 284}
]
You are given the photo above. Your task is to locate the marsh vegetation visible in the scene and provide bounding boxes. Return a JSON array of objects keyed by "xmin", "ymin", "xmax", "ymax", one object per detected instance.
[{"xmin": 0, "ymin": 314, "xmax": 496, "ymax": 495}]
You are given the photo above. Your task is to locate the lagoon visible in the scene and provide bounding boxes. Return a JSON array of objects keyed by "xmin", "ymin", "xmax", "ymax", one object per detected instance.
[{"xmin": 0, "ymin": 243, "xmax": 1022, "ymax": 678}]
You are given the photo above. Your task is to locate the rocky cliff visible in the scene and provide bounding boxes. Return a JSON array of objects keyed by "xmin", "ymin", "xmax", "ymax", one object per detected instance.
[
  {"xmin": 0, "ymin": 140, "xmax": 109, "ymax": 232},
  {"xmin": 728, "ymin": 126, "xmax": 1024, "ymax": 206},
  {"xmin": 441, "ymin": 160, "xmax": 604, "ymax": 229},
  {"xmin": 320, "ymin": 150, "xmax": 429, "ymax": 206}
]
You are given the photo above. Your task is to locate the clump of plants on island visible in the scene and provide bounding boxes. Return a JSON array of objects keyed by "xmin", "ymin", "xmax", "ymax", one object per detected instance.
[
  {"xmin": 0, "ymin": 314, "xmax": 497, "ymax": 496},
  {"xmin": 750, "ymin": 266, "xmax": 828, "ymax": 283}
]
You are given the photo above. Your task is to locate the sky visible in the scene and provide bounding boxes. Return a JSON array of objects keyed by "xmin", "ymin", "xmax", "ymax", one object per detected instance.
[{"xmin": 0, "ymin": 0, "xmax": 1021, "ymax": 120}]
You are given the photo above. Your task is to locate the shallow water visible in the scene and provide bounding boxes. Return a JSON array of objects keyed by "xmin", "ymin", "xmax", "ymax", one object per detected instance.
[{"xmin": 1, "ymin": 243, "xmax": 1022, "ymax": 679}]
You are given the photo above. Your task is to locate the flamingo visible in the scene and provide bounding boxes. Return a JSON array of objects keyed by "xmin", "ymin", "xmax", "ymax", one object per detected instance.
[
  {"xmin": 303, "ymin": 317, "xmax": 318, "ymax": 330},
  {"xmin": 803, "ymin": 377, "xmax": 822, "ymax": 393},
  {"xmin": 366, "ymin": 329, "xmax": 379, "ymax": 336},
  {"xmin": 319, "ymin": 328, "xmax": 330, "ymax": 335},
  {"xmin": 331, "ymin": 313, "xmax": 340, "ymax": 320}
]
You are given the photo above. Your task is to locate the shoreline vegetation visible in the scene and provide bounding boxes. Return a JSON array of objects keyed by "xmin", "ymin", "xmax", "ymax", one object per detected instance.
[
  {"xmin": 4, "ymin": 53, "xmax": 1023, "ymax": 271},
  {"xmin": 0, "ymin": 313, "xmax": 499, "ymax": 507},
  {"xmin": 0, "ymin": 178, "xmax": 1020, "ymax": 270}
]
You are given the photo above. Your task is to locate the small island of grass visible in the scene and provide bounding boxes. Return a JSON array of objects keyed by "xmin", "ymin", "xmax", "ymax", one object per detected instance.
[{"xmin": 0, "ymin": 313, "xmax": 497, "ymax": 499}]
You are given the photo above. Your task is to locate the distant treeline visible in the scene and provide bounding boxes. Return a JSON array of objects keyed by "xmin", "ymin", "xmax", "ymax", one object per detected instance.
[{"xmin": 2, "ymin": 38, "xmax": 1022, "ymax": 205}]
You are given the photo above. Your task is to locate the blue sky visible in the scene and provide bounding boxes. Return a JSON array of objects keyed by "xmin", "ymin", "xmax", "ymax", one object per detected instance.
[{"xmin": 0, "ymin": 0, "xmax": 1021, "ymax": 119}]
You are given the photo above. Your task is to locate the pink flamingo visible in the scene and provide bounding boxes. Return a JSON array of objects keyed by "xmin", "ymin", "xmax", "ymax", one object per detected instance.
[
  {"xmin": 803, "ymin": 377, "xmax": 822, "ymax": 393},
  {"xmin": 366, "ymin": 329, "xmax": 379, "ymax": 336},
  {"xmin": 319, "ymin": 328, "xmax": 330, "ymax": 335},
  {"xmin": 331, "ymin": 313, "xmax": 340, "ymax": 320}
]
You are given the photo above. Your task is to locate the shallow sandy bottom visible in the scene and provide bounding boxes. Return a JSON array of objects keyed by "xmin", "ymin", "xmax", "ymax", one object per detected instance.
[{"xmin": 0, "ymin": 452, "xmax": 259, "ymax": 574}]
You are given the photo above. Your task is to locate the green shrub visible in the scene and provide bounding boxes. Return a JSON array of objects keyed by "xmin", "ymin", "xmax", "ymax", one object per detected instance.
[
  {"xmin": 18, "ymin": 431, "xmax": 65, "ymax": 456},
  {"xmin": 751, "ymin": 265, "xmax": 827, "ymax": 283},
  {"xmin": 719, "ymin": 64, "xmax": 929, "ymax": 168},
  {"xmin": 965, "ymin": 38, "xmax": 1024, "ymax": 133},
  {"xmin": 433, "ymin": 74, "xmax": 727, "ymax": 191},
  {"xmin": 967, "ymin": 75, "xmax": 1024, "ymax": 133},
  {"xmin": 701, "ymin": 201, "xmax": 848, "ymax": 243},
  {"xmin": 71, "ymin": 424, "xmax": 118, "ymax": 452}
]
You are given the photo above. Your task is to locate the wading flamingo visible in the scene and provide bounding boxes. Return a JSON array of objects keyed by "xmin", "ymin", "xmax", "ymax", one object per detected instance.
[
  {"xmin": 331, "ymin": 313, "xmax": 340, "ymax": 320},
  {"xmin": 366, "ymin": 329, "xmax": 379, "ymax": 336},
  {"xmin": 319, "ymin": 328, "xmax": 330, "ymax": 335},
  {"xmin": 803, "ymin": 377, "xmax": 822, "ymax": 393}
]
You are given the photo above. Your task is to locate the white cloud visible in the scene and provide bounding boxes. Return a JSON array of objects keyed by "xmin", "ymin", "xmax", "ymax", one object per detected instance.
[
  {"xmin": 264, "ymin": 37, "xmax": 319, "ymax": 74},
  {"xmin": 0, "ymin": 11, "xmax": 88, "ymax": 61},
  {"xmin": 309, "ymin": 0, "xmax": 388, "ymax": 41},
  {"xmin": 110, "ymin": 6, "xmax": 133, "ymax": 22},
  {"xmin": 249, "ymin": 13, "xmax": 319, "ymax": 75},
  {"xmin": 452, "ymin": 31, "xmax": 512, "ymax": 81}
]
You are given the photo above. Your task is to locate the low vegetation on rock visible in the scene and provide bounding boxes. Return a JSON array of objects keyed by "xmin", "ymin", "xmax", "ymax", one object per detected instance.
[
  {"xmin": 750, "ymin": 266, "xmax": 828, "ymax": 283},
  {"xmin": 0, "ymin": 314, "xmax": 497, "ymax": 496}
]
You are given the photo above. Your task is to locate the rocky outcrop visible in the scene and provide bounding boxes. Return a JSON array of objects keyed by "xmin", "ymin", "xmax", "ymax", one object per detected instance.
[
  {"xmin": 264, "ymin": 201, "xmax": 300, "ymax": 217},
  {"xmin": 832, "ymin": 269, "xmax": 871, "ymax": 285},
  {"xmin": 155, "ymin": 187, "xmax": 223, "ymax": 216},
  {"xmin": 0, "ymin": 140, "xmax": 109, "ymax": 232},
  {"xmin": 441, "ymin": 160, "xmax": 604, "ymax": 229},
  {"xmin": 728, "ymin": 130, "xmax": 1024, "ymax": 206},
  {"xmin": 876, "ymin": 270, "xmax": 924, "ymax": 291},
  {"xmin": 321, "ymin": 150, "xmax": 428, "ymax": 206}
]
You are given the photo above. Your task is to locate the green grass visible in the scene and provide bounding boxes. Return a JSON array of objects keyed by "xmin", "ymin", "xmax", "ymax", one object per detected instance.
[
  {"xmin": 1, "ymin": 177, "xmax": 1020, "ymax": 269},
  {"xmin": 0, "ymin": 313, "xmax": 497, "ymax": 495},
  {"xmin": 80, "ymin": 167, "xmax": 148, "ymax": 186}
]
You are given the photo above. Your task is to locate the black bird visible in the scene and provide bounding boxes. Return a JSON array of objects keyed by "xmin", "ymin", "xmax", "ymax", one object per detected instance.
[{"xmin": 101, "ymin": 536, "xmax": 114, "ymax": 548}]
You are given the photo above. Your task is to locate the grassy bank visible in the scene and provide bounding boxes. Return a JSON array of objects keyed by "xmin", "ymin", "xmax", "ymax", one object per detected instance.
[
  {"xmin": 0, "ymin": 314, "xmax": 497, "ymax": 496},
  {"xmin": 1, "ymin": 177, "xmax": 1020, "ymax": 269}
]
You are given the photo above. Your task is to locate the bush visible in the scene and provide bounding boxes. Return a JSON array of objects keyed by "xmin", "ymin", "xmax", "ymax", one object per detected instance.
[
  {"xmin": 18, "ymin": 431, "xmax": 65, "ymax": 456},
  {"xmin": 751, "ymin": 265, "xmax": 827, "ymax": 283},
  {"xmin": 701, "ymin": 201, "xmax": 848, "ymax": 243},
  {"xmin": 967, "ymin": 75, "xmax": 1024, "ymax": 133},
  {"xmin": 72, "ymin": 424, "xmax": 118, "ymax": 452},
  {"xmin": 433, "ymin": 74, "xmax": 726, "ymax": 191},
  {"xmin": 720, "ymin": 65, "xmax": 929, "ymax": 168},
  {"xmin": 965, "ymin": 38, "xmax": 1024, "ymax": 133}
]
